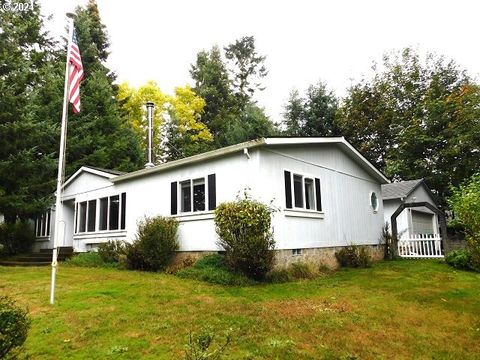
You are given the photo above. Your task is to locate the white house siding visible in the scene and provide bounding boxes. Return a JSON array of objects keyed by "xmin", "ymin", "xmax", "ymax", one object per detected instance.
[
  {"xmin": 257, "ymin": 144, "xmax": 384, "ymax": 249},
  {"xmin": 72, "ymin": 150, "xmax": 259, "ymax": 252},
  {"xmin": 52, "ymin": 142, "xmax": 386, "ymax": 254},
  {"xmin": 32, "ymin": 209, "xmax": 56, "ymax": 252},
  {"xmin": 62, "ymin": 171, "xmax": 114, "ymax": 200},
  {"xmin": 383, "ymin": 200, "xmax": 410, "ymax": 236}
]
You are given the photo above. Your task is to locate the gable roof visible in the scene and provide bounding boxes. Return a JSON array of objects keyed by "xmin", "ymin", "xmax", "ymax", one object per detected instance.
[
  {"xmin": 82, "ymin": 166, "xmax": 126, "ymax": 176},
  {"xmin": 62, "ymin": 165, "xmax": 124, "ymax": 189},
  {"xmin": 112, "ymin": 137, "xmax": 390, "ymax": 184},
  {"xmin": 381, "ymin": 179, "xmax": 438, "ymax": 203}
]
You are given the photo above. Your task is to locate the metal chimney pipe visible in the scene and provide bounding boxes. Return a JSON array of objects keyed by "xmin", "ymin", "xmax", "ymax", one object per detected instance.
[{"xmin": 145, "ymin": 102, "xmax": 155, "ymax": 168}]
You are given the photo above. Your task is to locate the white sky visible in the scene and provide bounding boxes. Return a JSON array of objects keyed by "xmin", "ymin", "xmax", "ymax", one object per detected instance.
[{"xmin": 40, "ymin": 0, "xmax": 480, "ymax": 122}]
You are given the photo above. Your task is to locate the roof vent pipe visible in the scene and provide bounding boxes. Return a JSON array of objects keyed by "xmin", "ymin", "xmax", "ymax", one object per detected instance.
[{"xmin": 145, "ymin": 102, "xmax": 155, "ymax": 169}]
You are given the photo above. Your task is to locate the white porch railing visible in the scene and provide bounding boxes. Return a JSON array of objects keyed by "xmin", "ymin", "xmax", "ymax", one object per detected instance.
[{"xmin": 397, "ymin": 234, "xmax": 444, "ymax": 258}]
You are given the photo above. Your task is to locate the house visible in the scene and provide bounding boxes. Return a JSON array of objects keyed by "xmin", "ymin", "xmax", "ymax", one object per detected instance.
[
  {"xmin": 33, "ymin": 137, "xmax": 390, "ymax": 267},
  {"xmin": 382, "ymin": 179, "xmax": 440, "ymax": 238}
]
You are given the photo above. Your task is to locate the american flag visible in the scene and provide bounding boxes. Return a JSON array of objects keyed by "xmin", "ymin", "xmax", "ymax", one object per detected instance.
[{"xmin": 68, "ymin": 29, "xmax": 83, "ymax": 113}]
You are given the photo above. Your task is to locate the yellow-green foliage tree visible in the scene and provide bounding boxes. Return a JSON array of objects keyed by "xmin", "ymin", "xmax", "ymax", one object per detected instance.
[{"xmin": 118, "ymin": 81, "xmax": 212, "ymax": 162}]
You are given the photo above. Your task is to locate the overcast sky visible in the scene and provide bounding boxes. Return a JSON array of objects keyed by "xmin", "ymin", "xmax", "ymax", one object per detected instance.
[{"xmin": 40, "ymin": 0, "xmax": 480, "ymax": 122}]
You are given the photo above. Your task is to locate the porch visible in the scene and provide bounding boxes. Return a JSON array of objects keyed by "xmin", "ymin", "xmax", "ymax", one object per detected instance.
[{"xmin": 397, "ymin": 234, "xmax": 444, "ymax": 258}]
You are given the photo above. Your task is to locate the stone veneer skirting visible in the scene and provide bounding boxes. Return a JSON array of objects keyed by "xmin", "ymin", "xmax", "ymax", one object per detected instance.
[{"xmin": 170, "ymin": 244, "xmax": 385, "ymax": 270}]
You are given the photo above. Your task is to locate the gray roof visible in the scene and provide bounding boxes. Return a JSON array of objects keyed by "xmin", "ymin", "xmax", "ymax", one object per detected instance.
[
  {"xmin": 83, "ymin": 165, "xmax": 126, "ymax": 176},
  {"xmin": 381, "ymin": 179, "xmax": 424, "ymax": 200}
]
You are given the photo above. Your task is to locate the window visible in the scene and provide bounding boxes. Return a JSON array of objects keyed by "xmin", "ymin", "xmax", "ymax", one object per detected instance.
[
  {"xmin": 292, "ymin": 248, "xmax": 303, "ymax": 256},
  {"xmin": 370, "ymin": 191, "xmax": 379, "ymax": 212},
  {"xmin": 171, "ymin": 174, "xmax": 216, "ymax": 215},
  {"xmin": 293, "ymin": 174, "xmax": 303, "ymax": 208},
  {"xmin": 78, "ymin": 202, "xmax": 87, "ymax": 233},
  {"xmin": 193, "ymin": 178, "xmax": 205, "ymax": 212},
  {"xmin": 35, "ymin": 210, "xmax": 51, "ymax": 237},
  {"xmin": 75, "ymin": 193, "xmax": 126, "ymax": 233},
  {"xmin": 99, "ymin": 197, "xmax": 108, "ymax": 230},
  {"xmin": 180, "ymin": 180, "xmax": 192, "ymax": 212},
  {"xmin": 284, "ymin": 171, "xmax": 322, "ymax": 211},
  {"xmin": 180, "ymin": 178, "xmax": 205, "ymax": 213},
  {"xmin": 109, "ymin": 195, "xmax": 120, "ymax": 230},
  {"xmin": 304, "ymin": 178, "xmax": 315, "ymax": 210},
  {"xmin": 87, "ymin": 200, "xmax": 96, "ymax": 232}
]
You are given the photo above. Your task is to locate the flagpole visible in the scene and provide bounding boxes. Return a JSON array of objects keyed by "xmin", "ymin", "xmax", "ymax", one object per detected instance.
[{"xmin": 50, "ymin": 14, "xmax": 75, "ymax": 305}]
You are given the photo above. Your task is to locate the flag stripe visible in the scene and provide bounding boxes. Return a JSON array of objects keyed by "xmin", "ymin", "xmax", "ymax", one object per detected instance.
[{"xmin": 68, "ymin": 28, "xmax": 83, "ymax": 113}]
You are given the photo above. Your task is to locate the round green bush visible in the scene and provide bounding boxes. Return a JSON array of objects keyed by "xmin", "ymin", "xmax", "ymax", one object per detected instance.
[
  {"xmin": 0, "ymin": 296, "xmax": 30, "ymax": 359},
  {"xmin": 214, "ymin": 198, "xmax": 275, "ymax": 280},
  {"xmin": 128, "ymin": 216, "xmax": 179, "ymax": 271}
]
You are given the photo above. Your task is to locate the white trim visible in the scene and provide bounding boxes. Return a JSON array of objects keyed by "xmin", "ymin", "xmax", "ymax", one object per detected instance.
[
  {"xmin": 369, "ymin": 190, "xmax": 379, "ymax": 213},
  {"xmin": 172, "ymin": 211, "xmax": 215, "ymax": 222},
  {"xmin": 35, "ymin": 237, "xmax": 50, "ymax": 242},
  {"xmin": 73, "ymin": 229, "xmax": 127, "ymax": 241},
  {"xmin": 178, "ymin": 175, "xmax": 208, "ymax": 214},
  {"xmin": 284, "ymin": 209, "xmax": 325, "ymax": 219},
  {"xmin": 62, "ymin": 166, "xmax": 119, "ymax": 190},
  {"xmin": 284, "ymin": 168, "xmax": 321, "ymax": 212},
  {"xmin": 112, "ymin": 137, "xmax": 390, "ymax": 185}
]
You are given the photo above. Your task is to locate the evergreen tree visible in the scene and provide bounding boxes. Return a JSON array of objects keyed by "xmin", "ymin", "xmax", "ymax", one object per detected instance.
[
  {"xmin": 282, "ymin": 82, "xmax": 339, "ymax": 137},
  {"xmin": 190, "ymin": 46, "xmax": 237, "ymax": 147},
  {"xmin": 0, "ymin": 1, "xmax": 57, "ymax": 222},
  {"xmin": 224, "ymin": 36, "xmax": 268, "ymax": 110},
  {"xmin": 191, "ymin": 38, "xmax": 276, "ymax": 148},
  {"xmin": 65, "ymin": 0, "xmax": 143, "ymax": 174}
]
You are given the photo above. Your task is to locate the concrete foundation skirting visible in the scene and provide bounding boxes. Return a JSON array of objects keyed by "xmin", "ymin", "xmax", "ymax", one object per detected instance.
[
  {"xmin": 275, "ymin": 244, "xmax": 385, "ymax": 269},
  {"xmin": 170, "ymin": 244, "xmax": 385, "ymax": 270}
]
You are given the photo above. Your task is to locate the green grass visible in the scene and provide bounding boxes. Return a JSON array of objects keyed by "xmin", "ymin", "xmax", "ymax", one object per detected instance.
[
  {"xmin": 1, "ymin": 260, "xmax": 479, "ymax": 359},
  {"xmin": 64, "ymin": 252, "xmax": 120, "ymax": 269},
  {"xmin": 176, "ymin": 254, "xmax": 254, "ymax": 286}
]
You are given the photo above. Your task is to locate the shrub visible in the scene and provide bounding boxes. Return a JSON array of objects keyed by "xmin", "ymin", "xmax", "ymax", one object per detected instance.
[
  {"xmin": 127, "ymin": 216, "xmax": 179, "ymax": 271},
  {"xmin": 0, "ymin": 296, "xmax": 30, "ymax": 359},
  {"xmin": 64, "ymin": 252, "xmax": 118, "ymax": 268},
  {"xmin": 176, "ymin": 254, "xmax": 253, "ymax": 286},
  {"xmin": 124, "ymin": 242, "xmax": 149, "ymax": 271},
  {"xmin": 265, "ymin": 262, "xmax": 318, "ymax": 283},
  {"xmin": 445, "ymin": 249, "xmax": 471, "ymax": 270},
  {"xmin": 448, "ymin": 173, "xmax": 480, "ymax": 272},
  {"xmin": 184, "ymin": 327, "xmax": 232, "ymax": 360},
  {"xmin": 335, "ymin": 245, "xmax": 371, "ymax": 268},
  {"xmin": 288, "ymin": 262, "xmax": 316, "ymax": 279},
  {"xmin": 215, "ymin": 197, "xmax": 276, "ymax": 280},
  {"xmin": 380, "ymin": 224, "xmax": 398, "ymax": 260},
  {"xmin": 0, "ymin": 221, "xmax": 35, "ymax": 256},
  {"xmin": 98, "ymin": 240, "xmax": 126, "ymax": 263}
]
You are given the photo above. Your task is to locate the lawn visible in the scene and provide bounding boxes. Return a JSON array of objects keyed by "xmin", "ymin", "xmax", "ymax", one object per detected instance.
[{"xmin": 1, "ymin": 260, "xmax": 479, "ymax": 359}]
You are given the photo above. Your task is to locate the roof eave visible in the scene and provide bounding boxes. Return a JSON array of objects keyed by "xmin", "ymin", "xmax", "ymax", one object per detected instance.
[{"xmin": 112, "ymin": 138, "xmax": 266, "ymax": 183}]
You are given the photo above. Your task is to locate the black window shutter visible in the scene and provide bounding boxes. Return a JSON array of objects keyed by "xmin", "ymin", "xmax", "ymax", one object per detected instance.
[
  {"xmin": 315, "ymin": 178, "xmax": 322, "ymax": 211},
  {"xmin": 171, "ymin": 181, "xmax": 177, "ymax": 215},
  {"xmin": 208, "ymin": 174, "xmax": 216, "ymax": 210},
  {"xmin": 284, "ymin": 171, "xmax": 292, "ymax": 209},
  {"xmin": 121, "ymin": 193, "xmax": 126, "ymax": 229}
]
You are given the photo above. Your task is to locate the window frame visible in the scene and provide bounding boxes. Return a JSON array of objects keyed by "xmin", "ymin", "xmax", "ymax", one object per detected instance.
[
  {"xmin": 369, "ymin": 191, "xmax": 379, "ymax": 213},
  {"xmin": 74, "ymin": 192, "xmax": 126, "ymax": 234},
  {"xmin": 178, "ymin": 177, "xmax": 208, "ymax": 214},
  {"xmin": 287, "ymin": 171, "xmax": 319, "ymax": 212},
  {"xmin": 35, "ymin": 210, "xmax": 51, "ymax": 238}
]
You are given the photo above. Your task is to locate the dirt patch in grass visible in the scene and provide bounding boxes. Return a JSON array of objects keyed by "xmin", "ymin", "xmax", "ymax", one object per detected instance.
[{"xmin": 261, "ymin": 298, "xmax": 353, "ymax": 319}]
